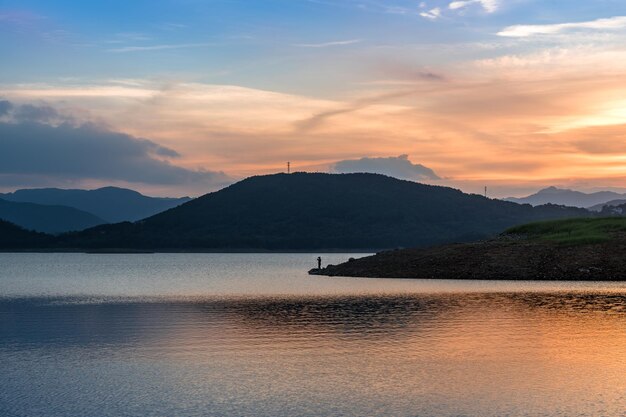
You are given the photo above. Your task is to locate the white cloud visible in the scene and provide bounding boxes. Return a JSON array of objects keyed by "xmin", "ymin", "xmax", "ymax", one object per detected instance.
[
  {"xmin": 331, "ymin": 155, "xmax": 440, "ymax": 181},
  {"xmin": 449, "ymin": 1, "xmax": 471, "ymax": 10},
  {"xmin": 107, "ymin": 42, "xmax": 215, "ymax": 53},
  {"xmin": 449, "ymin": 0, "xmax": 498, "ymax": 13},
  {"xmin": 420, "ymin": 8, "xmax": 442, "ymax": 20},
  {"xmin": 479, "ymin": 0, "xmax": 498, "ymax": 13},
  {"xmin": 498, "ymin": 15, "xmax": 626, "ymax": 37},
  {"xmin": 292, "ymin": 39, "xmax": 361, "ymax": 48}
]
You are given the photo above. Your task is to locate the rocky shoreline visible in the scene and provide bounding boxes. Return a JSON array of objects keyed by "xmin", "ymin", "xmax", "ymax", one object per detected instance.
[{"xmin": 310, "ymin": 234, "xmax": 626, "ymax": 281}]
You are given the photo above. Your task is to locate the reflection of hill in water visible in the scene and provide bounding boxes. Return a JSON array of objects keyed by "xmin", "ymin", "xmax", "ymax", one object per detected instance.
[
  {"xmin": 2, "ymin": 293, "xmax": 624, "ymax": 350},
  {"xmin": 219, "ymin": 295, "xmax": 457, "ymax": 341},
  {"xmin": 2, "ymin": 292, "xmax": 626, "ymax": 417},
  {"xmin": 505, "ymin": 292, "xmax": 626, "ymax": 314}
]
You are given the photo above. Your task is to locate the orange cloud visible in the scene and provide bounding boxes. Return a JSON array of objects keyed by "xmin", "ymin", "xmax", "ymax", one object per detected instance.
[{"xmin": 3, "ymin": 42, "xmax": 626, "ymax": 197}]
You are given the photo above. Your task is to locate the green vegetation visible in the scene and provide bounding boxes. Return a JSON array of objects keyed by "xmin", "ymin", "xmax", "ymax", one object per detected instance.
[
  {"xmin": 505, "ymin": 217, "xmax": 626, "ymax": 245},
  {"xmin": 318, "ymin": 217, "xmax": 626, "ymax": 280}
]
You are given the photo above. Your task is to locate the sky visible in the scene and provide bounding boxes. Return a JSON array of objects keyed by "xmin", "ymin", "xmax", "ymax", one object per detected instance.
[{"xmin": 1, "ymin": 0, "xmax": 626, "ymax": 197}]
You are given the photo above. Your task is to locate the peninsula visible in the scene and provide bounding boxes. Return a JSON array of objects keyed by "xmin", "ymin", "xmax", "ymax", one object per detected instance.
[{"xmin": 311, "ymin": 218, "xmax": 626, "ymax": 281}]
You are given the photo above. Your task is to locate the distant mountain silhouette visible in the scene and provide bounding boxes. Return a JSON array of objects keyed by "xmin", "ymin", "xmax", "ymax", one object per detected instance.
[
  {"xmin": 596, "ymin": 202, "xmax": 626, "ymax": 216},
  {"xmin": 61, "ymin": 173, "xmax": 589, "ymax": 250},
  {"xmin": 588, "ymin": 199, "xmax": 626, "ymax": 212},
  {"xmin": 0, "ymin": 199, "xmax": 105, "ymax": 234},
  {"xmin": 504, "ymin": 186, "xmax": 626, "ymax": 208},
  {"xmin": 0, "ymin": 219, "xmax": 52, "ymax": 249},
  {"xmin": 0, "ymin": 187, "xmax": 192, "ymax": 223}
]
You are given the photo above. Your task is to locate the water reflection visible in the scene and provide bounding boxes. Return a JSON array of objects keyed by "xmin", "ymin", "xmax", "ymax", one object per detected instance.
[{"xmin": 1, "ymin": 292, "xmax": 625, "ymax": 416}]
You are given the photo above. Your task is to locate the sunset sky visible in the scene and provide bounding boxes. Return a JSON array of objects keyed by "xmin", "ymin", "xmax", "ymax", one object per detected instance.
[{"xmin": 2, "ymin": 0, "xmax": 626, "ymax": 197}]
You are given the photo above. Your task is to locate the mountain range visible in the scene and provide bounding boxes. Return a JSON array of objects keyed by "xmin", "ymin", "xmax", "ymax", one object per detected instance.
[
  {"xmin": 587, "ymin": 199, "xmax": 626, "ymax": 212},
  {"xmin": 504, "ymin": 186, "xmax": 626, "ymax": 209},
  {"xmin": 0, "ymin": 187, "xmax": 191, "ymax": 223},
  {"xmin": 0, "ymin": 198, "xmax": 106, "ymax": 234},
  {"xmin": 0, "ymin": 187, "xmax": 192, "ymax": 233},
  {"xmin": 55, "ymin": 173, "xmax": 589, "ymax": 251}
]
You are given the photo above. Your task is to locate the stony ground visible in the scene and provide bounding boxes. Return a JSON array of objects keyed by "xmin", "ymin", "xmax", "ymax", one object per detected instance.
[{"xmin": 311, "ymin": 233, "xmax": 626, "ymax": 280}]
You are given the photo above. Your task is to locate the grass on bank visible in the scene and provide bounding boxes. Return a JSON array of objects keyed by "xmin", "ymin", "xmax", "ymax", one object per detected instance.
[{"xmin": 505, "ymin": 217, "xmax": 626, "ymax": 245}]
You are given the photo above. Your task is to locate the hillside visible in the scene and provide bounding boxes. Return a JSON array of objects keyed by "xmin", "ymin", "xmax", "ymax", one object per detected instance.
[
  {"xmin": 312, "ymin": 218, "xmax": 626, "ymax": 280},
  {"xmin": 0, "ymin": 219, "xmax": 53, "ymax": 249},
  {"xmin": 0, "ymin": 187, "xmax": 191, "ymax": 223},
  {"xmin": 588, "ymin": 199, "xmax": 626, "ymax": 212},
  {"xmin": 504, "ymin": 186, "xmax": 624, "ymax": 208},
  {"xmin": 60, "ymin": 173, "xmax": 589, "ymax": 250},
  {"xmin": 0, "ymin": 198, "xmax": 106, "ymax": 234}
]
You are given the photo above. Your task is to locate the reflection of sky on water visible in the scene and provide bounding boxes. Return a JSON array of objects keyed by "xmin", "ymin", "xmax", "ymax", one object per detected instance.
[
  {"xmin": 2, "ymin": 253, "xmax": 626, "ymax": 298},
  {"xmin": 1, "ymin": 291, "xmax": 625, "ymax": 417}
]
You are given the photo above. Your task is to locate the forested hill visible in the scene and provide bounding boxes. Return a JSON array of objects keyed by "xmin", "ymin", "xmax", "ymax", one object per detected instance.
[
  {"xmin": 0, "ymin": 219, "xmax": 53, "ymax": 249},
  {"xmin": 60, "ymin": 173, "xmax": 589, "ymax": 250}
]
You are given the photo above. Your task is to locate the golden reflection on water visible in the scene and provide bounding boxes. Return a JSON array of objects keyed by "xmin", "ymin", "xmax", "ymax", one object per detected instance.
[{"xmin": 1, "ymin": 292, "xmax": 625, "ymax": 417}]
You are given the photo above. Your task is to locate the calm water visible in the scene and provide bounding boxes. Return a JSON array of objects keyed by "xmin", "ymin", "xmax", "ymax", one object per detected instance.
[{"xmin": 1, "ymin": 253, "xmax": 625, "ymax": 417}]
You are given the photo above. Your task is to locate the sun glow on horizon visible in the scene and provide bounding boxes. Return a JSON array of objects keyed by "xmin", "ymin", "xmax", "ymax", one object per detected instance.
[{"xmin": 2, "ymin": 0, "xmax": 626, "ymax": 197}]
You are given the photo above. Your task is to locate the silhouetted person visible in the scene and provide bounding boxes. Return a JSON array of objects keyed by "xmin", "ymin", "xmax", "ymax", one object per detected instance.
[{"xmin": 317, "ymin": 256, "xmax": 322, "ymax": 269}]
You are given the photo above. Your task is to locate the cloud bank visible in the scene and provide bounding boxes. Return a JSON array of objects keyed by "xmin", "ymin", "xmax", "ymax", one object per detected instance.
[
  {"xmin": 4, "ymin": 62, "xmax": 626, "ymax": 197},
  {"xmin": 0, "ymin": 100, "xmax": 231, "ymax": 190},
  {"xmin": 331, "ymin": 155, "xmax": 440, "ymax": 181}
]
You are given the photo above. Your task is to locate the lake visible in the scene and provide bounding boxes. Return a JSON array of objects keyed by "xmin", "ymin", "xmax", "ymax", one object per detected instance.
[{"xmin": 1, "ymin": 253, "xmax": 625, "ymax": 417}]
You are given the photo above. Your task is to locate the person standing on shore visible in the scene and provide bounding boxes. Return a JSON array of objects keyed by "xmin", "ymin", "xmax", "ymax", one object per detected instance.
[{"xmin": 317, "ymin": 256, "xmax": 322, "ymax": 269}]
